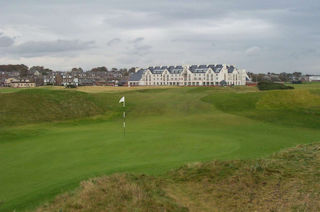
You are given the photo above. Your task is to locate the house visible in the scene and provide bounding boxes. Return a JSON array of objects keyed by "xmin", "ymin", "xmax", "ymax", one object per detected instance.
[
  {"xmin": 8, "ymin": 79, "xmax": 36, "ymax": 88},
  {"xmin": 4, "ymin": 78, "xmax": 18, "ymax": 87},
  {"xmin": 309, "ymin": 75, "xmax": 320, "ymax": 82},
  {"xmin": 78, "ymin": 78, "xmax": 94, "ymax": 86},
  {"xmin": 62, "ymin": 73, "xmax": 79, "ymax": 87},
  {"xmin": 128, "ymin": 64, "xmax": 248, "ymax": 87},
  {"xmin": 43, "ymin": 75, "xmax": 56, "ymax": 85}
]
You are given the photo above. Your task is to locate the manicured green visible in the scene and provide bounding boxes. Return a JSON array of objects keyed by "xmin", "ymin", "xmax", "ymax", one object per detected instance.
[{"xmin": 0, "ymin": 85, "xmax": 320, "ymax": 211}]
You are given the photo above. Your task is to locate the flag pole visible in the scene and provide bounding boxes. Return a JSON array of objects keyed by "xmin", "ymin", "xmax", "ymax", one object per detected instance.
[
  {"xmin": 123, "ymin": 98, "xmax": 125, "ymax": 136},
  {"xmin": 123, "ymin": 111, "xmax": 125, "ymax": 136},
  {"xmin": 119, "ymin": 96, "xmax": 126, "ymax": 136}
]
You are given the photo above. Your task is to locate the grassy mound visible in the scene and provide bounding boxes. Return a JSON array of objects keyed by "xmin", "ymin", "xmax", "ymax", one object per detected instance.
[
  {"xmin": 257, "ymin": 81, "xmax": 294, "ymax": 90},
  {"xmin": 0, "ymin": 89, "xmax": 121, "ymax": 126},
  {"xmin": 202, "ymin": 89, "xmax": 320, "ymax": 129},
  {"xmin": 36, "ymin": 143, "xmax": 320, "ymax": 212}
]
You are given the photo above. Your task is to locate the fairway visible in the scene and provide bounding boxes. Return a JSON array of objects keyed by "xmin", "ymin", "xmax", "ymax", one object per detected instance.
[{"xmin": 1, "ymin": 85, "xmax": 320, "ymax": 211}]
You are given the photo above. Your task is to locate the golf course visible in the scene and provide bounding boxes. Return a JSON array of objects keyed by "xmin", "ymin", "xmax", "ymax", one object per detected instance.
[{"xmin": 1, "ymin": 84, "xmax": 320, "ymax": 211}]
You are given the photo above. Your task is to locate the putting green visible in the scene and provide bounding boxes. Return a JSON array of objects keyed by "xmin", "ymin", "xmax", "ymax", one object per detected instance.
[{"xmin": 0, "ymin": 85, "xmax": 320, "ymax": 211}]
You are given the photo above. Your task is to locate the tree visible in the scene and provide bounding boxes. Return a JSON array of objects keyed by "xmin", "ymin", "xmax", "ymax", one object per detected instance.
[
  {"xmin": 293, "ymin": 72, "xmax": 302, "ymax": 80},
  {"xmin": 91, "ymin": 66, "xmax": 108, "ymax": 72},
  {"xmin": 119, "ymin": 68, "xmax": 128, "ymax": 76},
  {"xmin": 0, "ymin": 64, "xmax": 28, "ymax": 72},
  {"xmin": 279, "ymin": 72, "xmax": 290, "ymax": 82},
  {"xmin": 128, "ymin": 67, "xmax": 136, "ymax": 74},
  {"xmin": 71, "ymin": 67, "xmax": 83, "ymax": 76},
  {"xmin": 29, "ymin": 66, "xmax": 53, "ymax": 76}
]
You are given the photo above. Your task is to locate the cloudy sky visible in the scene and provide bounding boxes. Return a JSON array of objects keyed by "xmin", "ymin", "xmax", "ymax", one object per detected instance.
[{"xmin": 0, "ymin": 0, "xmax": 319, "ymax": 73}]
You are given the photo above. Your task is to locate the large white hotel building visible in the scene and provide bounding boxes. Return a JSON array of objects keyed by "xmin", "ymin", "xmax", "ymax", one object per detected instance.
[{"xmin": 128, "ymin": 64, "xmax": 248, "ymax": 86}]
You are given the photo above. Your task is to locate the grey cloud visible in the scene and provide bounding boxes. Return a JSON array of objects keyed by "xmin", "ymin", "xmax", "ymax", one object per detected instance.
[
  {"xmin": 128, "ymin": 37, "xmax": 152, "ymax": 56},
  {"xmin": 0, "ymin": 33, "xmax": 14, "ymax": 47},
  {"xmin": 132, "ymin": 37, "xmax": 144, "ymax": 43},
  {"xmin": 131, "ymin": 44, "xmax": 152, "ymax": 56},
  {"xmin": 0, "ymin": 0, "xmax": 319, "ymax": 73},
  {"xmin": 5, "ymin": 39, "xmax": 95, "ymax": 57},
  {"xmin": 107, "ymin": 38, "xmax": 121, "ymax": 46},
  {"xmin": 245, "ymin": 46, "xmax": 261, "ymax": 56}
]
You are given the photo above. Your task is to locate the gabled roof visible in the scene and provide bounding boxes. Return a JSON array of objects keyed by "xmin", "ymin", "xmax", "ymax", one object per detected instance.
[
  {"xmin": 151, "ymin": 69, "xmax": 164, "ymax": 74},
  {"xmin": 198, "ymin": 65, "xmax": 207, "ymax": 69},
  {"xmin": 190, "ymin": 68, "xmax": 208, "ymax": 73},
  {"xmin": 208, "ymin": 64, "xmax": 215, "ymax": 70},
  {"xmin": 170, "ymin": 69, "xmax": 183, "ymax": 74},
  {"xmin": 189, "ymin": 64, "xmax": 211, "ymax": 73},
  {"xmin": 227, "ymin": 65, "xmax": 235, "ymax": 73},
  {"xmin": 129, "ymin": 64, "xmax": 236, "ymax": 80},
  {"xmin": 129, "ymin": 69, "xmax": 145, "ymax": 81},
  {"xmin": 214, "ymin": 64, "xmax": 223, "ymax": 73}
]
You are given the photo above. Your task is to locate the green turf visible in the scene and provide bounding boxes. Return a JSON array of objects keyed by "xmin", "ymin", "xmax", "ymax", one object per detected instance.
[{"xmin": 0, "ymin": 85, "xmax": 320, "ymax": 211}]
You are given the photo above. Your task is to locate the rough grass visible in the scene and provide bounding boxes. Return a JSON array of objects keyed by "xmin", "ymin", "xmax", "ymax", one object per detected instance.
[
  {"xmin": 202, "ymin": 89, "xmax": 320, "ymax": 129},
  {"xmin": 36, "ymin": 143, "xmax": 320, "ymax": 212},
  {"xmin": 0, "ymin": 89, "xmax": 111, "ymax": 126},
  {"xmin": 1, "ymin": 84, "xmax": 320, "ymax": 211}
]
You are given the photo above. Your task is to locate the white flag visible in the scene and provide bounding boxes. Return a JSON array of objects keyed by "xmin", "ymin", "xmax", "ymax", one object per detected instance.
[
  {"xmin": 119, "ymin": 96, "xmax": 125, "ymax": 103},
  {"xmin": 119, "ymin": 96, "xmax": 125, "ymax": 106}
]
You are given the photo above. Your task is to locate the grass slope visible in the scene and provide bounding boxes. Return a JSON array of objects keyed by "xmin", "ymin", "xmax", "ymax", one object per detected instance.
[
  {"xmin": 36, "ymin": 143, "xmax": 320, "ymax": 212},
  {"xmin": 0, "ymin": 84, "xmax": 320, "ymax": 211}
]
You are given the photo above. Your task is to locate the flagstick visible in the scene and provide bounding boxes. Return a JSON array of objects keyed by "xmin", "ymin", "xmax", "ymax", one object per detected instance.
[
  {"xmin": 119, "ymin": 96, "xmax": 126, "ymax": 137},
  {"xmin": 123, "ymin": 111, "xmax": 126, "ymax": 136},
  {"xmin": 123, "ymin": 101, "xmax": 125, "ymax": 137}
]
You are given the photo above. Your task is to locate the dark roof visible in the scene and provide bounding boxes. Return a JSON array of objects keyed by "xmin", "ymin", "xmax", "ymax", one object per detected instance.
[
  {"xmin": 208, "ymin": 64, "xmax": 215, "ymax": 69},
  {"xmin": 151, "ymin": 69, "xmax": 164, "ymax": 74},
  {"xmin": 214, "ymin": 64, "xmax": 223, "ymax": 73},
  {"xmin": 169, "ymin": 68, "xmax": 183, "ymax": 74},
  {"xmin": 227, "ymin": 65, "xmax": 235, "ymax": 73},
  {"xmin": 129, "ymin": 69, "xmax": 145, "ymax": 81},
  {"xmin": 189, "ymin": 64, "xmax": 211, "ymax": 73},
  {"xmin": 190, "ymin": 68, "xmax": 208, "ymax": 73},
  {"xmin": 198, "ymin": 65, "xmax": 207, "ymax": 69},
  {"xmin": 168, "ymin": 66, "xmax": 175, "ymax": 71}
]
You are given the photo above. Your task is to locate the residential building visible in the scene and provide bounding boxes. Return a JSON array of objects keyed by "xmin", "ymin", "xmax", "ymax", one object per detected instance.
[
  {"xmin": 128, "ymin": 64, "xmax": 248, "ymax": 86},
  {"xmin": 62, "ymin": 73, "xmax": 79, "ymax": 86},
  {"xmin": 8, "ymin": 79, "xmax": 36, "ymax": 88},
  {"xmin": 309, "ymin": 75, "xmax": 320, "ymax": 82}
]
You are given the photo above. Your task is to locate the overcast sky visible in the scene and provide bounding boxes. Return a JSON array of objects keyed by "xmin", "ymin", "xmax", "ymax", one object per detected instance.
[{"xmin": 0, "ymin": 0, "xmax": 319, "ymax": 73}]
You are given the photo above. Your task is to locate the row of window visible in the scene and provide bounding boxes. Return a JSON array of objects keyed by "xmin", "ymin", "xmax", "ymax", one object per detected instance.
[
  {"xmin": 144, "ymin": 82, "xmax": 236, "ymax": 86},
  {"xmin": 145, "ymin": 74, "xmax": 240, "ymax": 81},
  {"xmin": 130, "ymin": 81, "xmax": 243, "ymax": 86},
  {"xmin": 13, "ymin": 83, "xmax": 35, "ymax": 87}
]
